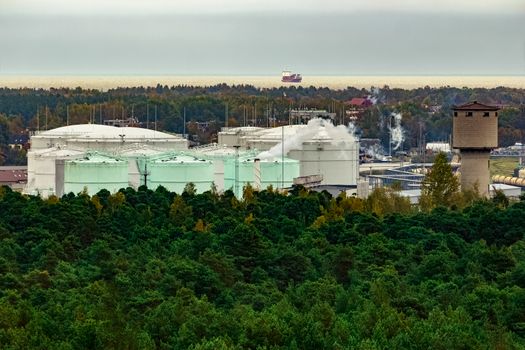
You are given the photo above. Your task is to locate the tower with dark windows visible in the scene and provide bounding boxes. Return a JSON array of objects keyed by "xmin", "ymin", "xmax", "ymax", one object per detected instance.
[{"xmin": 452, "ymin": 101, "xmax": 499, "ymax": 196}]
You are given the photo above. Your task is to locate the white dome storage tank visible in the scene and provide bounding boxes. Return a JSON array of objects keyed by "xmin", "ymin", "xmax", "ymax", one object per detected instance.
[
  {"xmin": 147, "ymin": 154, "xmax": 214, "ymax": 194},
  {"xmin": 224, "ymin": 155, "xmax": 300, "ymax": 198},
  {"xmin": 26, "ymin": 146, "xmax": 85, "ymax": 197},
  {"xmin": 62, "ymin": 153, "xmax": 129, "ymax": 195},
  {"xmin": 30, "ymin": 124, "xmax": 188, "ymax": 152}
]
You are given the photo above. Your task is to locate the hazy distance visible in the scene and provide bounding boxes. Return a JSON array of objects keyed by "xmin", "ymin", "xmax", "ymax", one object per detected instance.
[{"xmin": 1, "ymin": 0, "xmax": 524, "ymax": 76}]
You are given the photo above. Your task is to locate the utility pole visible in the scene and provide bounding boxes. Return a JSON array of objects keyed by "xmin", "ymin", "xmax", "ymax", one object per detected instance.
[
  {"xmin": 225, "ymin": 103, "xmax": 228, "ymax": 128},
  {"xmin": 154, "ymin": 105, "xmax": 157, "ymax": 132},
  {"xmin": 266, "ymin": 102, "xmax": 269, "ymax": 128},
  {"xmin": 389, "ymin": 114, "xmax": 393, "ymax": 159},
  {"xmin": 183, "ymin": 107, "xmax": 186, "ymax": 138},
  {"xmin": 281, "ymin": 126, "xmax": 285, "ymax": 189},
  {"xmin": 146, "ymin": 103, "xmax": 149, "ymax": 129},
  {"xmin": 288, "ymin": 99, "xmax": 292, "ymax": 125},
  {"xmin": 253, "ymin": 102, "xmax": 257, "ymax": 127}
]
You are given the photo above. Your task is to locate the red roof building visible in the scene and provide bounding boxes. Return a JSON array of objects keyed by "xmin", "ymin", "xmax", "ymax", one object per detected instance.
[
  {"xmin": 0, "ymin": 167, "xmax": 27, "ymax": 191},
  {"xmin": 347, "ymin": 97, "xmax": 374, "ymax": 108},
  {"xmin": 452, "ymin": 101, "xmax": 499, "ymax": 111},
  {"xmin": 345, "ymin": 97, "xmax": 374, "ymax": 120}
]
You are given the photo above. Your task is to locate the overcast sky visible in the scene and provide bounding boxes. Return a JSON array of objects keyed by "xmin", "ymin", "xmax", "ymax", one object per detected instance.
[{"xmin": 1, "ymin": 0, "xmax": 524, "ymax": 75}]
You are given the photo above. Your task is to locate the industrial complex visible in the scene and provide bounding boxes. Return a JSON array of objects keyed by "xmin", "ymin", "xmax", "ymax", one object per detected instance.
[
  {"xmin": 20, "ymin": 102, "xmax": 524, "ymax": 200},
  {"xmin": 24, "ymin": 118, "xmax": 359, "ymax": 198}
]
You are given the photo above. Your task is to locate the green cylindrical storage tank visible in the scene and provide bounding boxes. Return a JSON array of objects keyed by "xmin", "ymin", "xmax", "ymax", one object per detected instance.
[
  {"xmin": 224, "ymin": 155, "xmax": 300, "ymax": 197},
  {"xmin": 63, "ymin": 153, "xmax": 128, "ymax": 195},
  {"xmin": 192, "ymin": 144, "xmax": 251, "ymax": 193},
  {"xmin": 120, "ymin": 145, "xmax": 166, "ymax": 189},
  {"xmin": 147, "ymin": 154, "xmax": 214, "ymax": 194}
]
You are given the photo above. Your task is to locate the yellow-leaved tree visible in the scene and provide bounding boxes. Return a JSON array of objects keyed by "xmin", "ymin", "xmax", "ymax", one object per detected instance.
[{"xmin": 419, "ymin": 152, "xmax": 460, "ymax": 210}]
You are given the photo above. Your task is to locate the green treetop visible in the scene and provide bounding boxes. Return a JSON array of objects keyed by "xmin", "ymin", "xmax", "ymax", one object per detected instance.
[{"xmin": 420, "ymin": 152, "xmax": 460, "ymax": 210}]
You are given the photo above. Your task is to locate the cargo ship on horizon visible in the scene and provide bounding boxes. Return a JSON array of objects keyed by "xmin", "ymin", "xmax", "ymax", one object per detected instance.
[{"xmin": 281, "ymin": 70, "xmax": 302, "ymax": 83}]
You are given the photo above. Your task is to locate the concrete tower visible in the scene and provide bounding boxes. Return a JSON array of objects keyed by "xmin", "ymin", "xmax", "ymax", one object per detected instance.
[{"xmin": 452, "ymin": 101, "xmax": 499, "ymax": 196}]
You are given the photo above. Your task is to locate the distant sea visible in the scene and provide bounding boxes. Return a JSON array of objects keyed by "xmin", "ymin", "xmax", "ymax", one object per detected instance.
[{"xmin": 1, "ymin": 75, "xmax": 525, "ymax": 90}]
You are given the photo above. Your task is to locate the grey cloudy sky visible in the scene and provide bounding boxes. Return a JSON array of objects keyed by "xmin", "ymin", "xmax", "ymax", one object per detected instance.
[{"xmin": 1, "ymin": 0, "xmax": 525, "ymax": 75}]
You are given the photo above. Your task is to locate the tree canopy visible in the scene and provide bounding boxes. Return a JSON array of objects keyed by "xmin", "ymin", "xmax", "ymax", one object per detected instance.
[
  {"xmin": 0, "ymin": 184, "xmax": 524, "ymax": 349},
  {"xmin": 420, "ymin": 152, "xmax": 461, "ymax": 209}
]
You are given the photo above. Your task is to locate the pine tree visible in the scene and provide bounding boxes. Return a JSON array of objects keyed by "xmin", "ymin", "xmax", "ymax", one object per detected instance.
[{"xmin": 420, "ymin": 152, "xmax": 459, "ymax": 209}]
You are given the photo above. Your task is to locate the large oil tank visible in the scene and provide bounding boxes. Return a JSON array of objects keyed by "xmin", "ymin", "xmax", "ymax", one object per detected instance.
[
  {"xmin": 26, "ymin": 146, "xmax": 85, "ymax": 197},
  {"xmin": 31, "ymin": 124, "xmax": 188, "ymax": 152},
  {"xmin": 63, "ymin": 153, "xmax": 128, "ymax": 195},
  {"xmin": 192, "ymin": 144, "xmax": 250, "ymax": 193},
  {"xmin": 250, "ymin": 120, "xmax": 359, "ymax": 186},
  {"xmin": 119, "ymin": 145, "xmax": 166, "ymax": 189},
  {"xmin": 147, "ymin": 154, "xmax": 214, "ymax": 194},
  {"xmin": 288, "ymin": 140, "xmax": 359, "ymax": 186},
  {"xmin": 224, "ymin": 155, "xmax": 300, "ymax": 197}
]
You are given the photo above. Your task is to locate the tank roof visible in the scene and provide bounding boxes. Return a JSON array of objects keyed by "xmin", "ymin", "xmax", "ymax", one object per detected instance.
[
  {"xmin": 220, "ymin": 126, "xmax": 265, "ymax": 134},
  {"xmin": 119, "ymin": 144, "xmax": 166, "ymax": 156},
  {"xmin": 236, "ymin": 155, "xmax": 299, "ymax": 163},
  {"xmin": 37, "ymin": 124, "xmax": 184, "ymax": 140},
  {"xmin": 29, "ymin": 146, "xmax": 84, "ymax": 157},
  {"xmin": 70, "ymin": 153, "xmax": 125, "ymax": 164},
  {"xmin": 152, "ymin": 154, "xmax": 211, "ymax": 164},
  {"xmin": 192, "ymin": 143, "xmax": 240, "ymax": 156},
  {"xmin": 248, "ymin": 121, "xmax": 356, "ymax": 142}
]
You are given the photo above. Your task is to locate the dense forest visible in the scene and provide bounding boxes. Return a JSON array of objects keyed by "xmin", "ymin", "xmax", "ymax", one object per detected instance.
[
  {"xmin": 1, "ymin": 167, "xmax": 525, "ymax": 349},
  {"xmin": 1, "ymin": 84, "xmax": 525, "ymax": 164}
]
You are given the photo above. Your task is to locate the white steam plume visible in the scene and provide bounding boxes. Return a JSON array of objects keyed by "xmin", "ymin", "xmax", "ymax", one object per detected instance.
[
  {"xmin": 366, "ymin": 143, "xmax": 388, "ymax": 162},
  {"xmin": 389, "ymin": 112, "xmax": 404, "ymax": 151},
  {"xmin": 257, "ymin": 118, "xmax": 356, "ymax": 160},
  {"xmin": 368, "ymin": 86, "xmax": 382, "ymax": 105}
]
